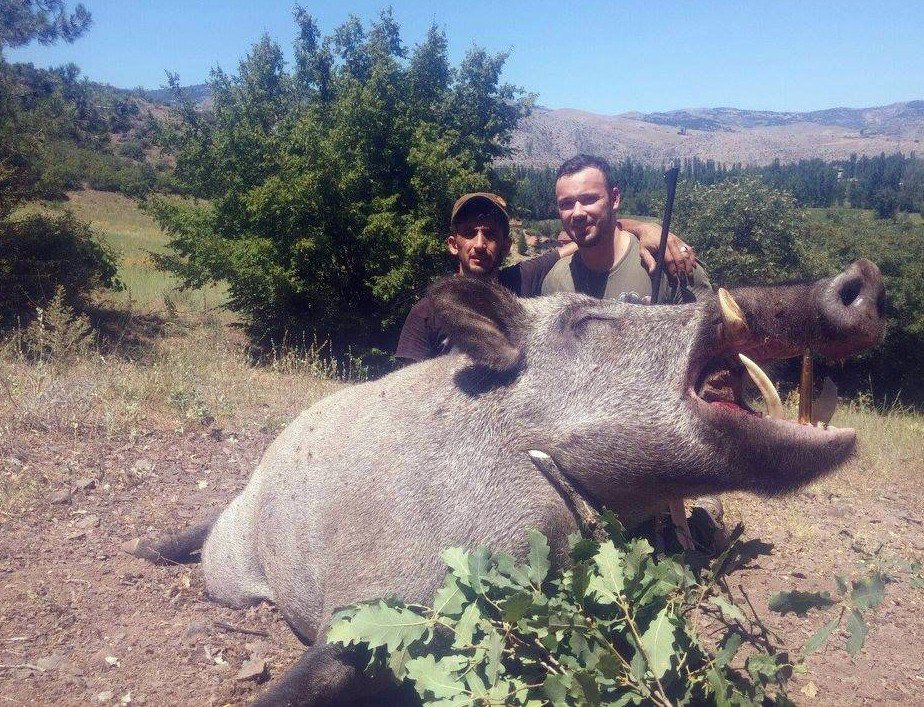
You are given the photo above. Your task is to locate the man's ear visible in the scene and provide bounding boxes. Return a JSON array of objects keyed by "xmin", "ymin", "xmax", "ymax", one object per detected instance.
[
  {"xmin": 429, "ymin": 277, "xmax": 527, "ymax": 373},
  {"xmin": 446, "ymin": 234, "xmax": 460, "ymax": 257},
  {"xmin": 611, "ymin": 185, "xmax": 622, "ymax": 212}
]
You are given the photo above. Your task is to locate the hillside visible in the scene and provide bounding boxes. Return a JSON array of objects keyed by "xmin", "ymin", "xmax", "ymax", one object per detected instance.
[
  {"xmin": 154, "ymin": 82, "xmax": 924, "ymax": 167},
  {"xmin": 509, "ymin": 102, "xmax": 924, "ymax": 167}
]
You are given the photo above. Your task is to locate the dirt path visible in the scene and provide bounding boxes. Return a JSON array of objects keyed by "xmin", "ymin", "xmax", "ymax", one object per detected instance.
[{"xmin": 1, "ymin": 420, "xmax": 922, "ymax": 705}]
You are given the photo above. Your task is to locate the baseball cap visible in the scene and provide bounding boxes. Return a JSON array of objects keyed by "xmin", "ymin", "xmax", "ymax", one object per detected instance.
[{"xmin": 450, "ymin": 192, "xmax": 510, "ymax": 237}]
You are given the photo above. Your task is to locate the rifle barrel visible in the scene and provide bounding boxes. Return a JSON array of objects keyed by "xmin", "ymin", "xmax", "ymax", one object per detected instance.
[{"xmin": 651, "ymin": 166, "xmax": 680, "ymax": 305}]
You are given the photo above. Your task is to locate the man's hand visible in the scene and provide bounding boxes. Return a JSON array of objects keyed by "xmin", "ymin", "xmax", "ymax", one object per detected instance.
[{"xmin": 617, "ymin": 218, "xmax": 697, "ymax": 277}]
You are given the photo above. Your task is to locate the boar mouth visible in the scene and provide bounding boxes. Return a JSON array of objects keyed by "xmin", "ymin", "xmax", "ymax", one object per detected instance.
[
  {"xmin": 693, "ymin": 355, "xmax": 753, "ymax": 414},
  {"xmin": 688, "ymin": 348, "xmax": 856, "ymax": 469},
  {"xmin": 686, "ymin": 287, "xmax": 860, "ymax": 473}
]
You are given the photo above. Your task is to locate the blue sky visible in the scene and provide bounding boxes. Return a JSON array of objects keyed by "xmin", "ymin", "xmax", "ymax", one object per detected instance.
[{"xmin": 6, "ymin": 1, "xmax": 923, "ymax": 114}]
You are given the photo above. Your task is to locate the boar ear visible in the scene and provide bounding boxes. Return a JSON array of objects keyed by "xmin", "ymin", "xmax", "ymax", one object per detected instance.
[{"xmin": 429, "ymin": 277, "xmax": 528, "ymax": 373}]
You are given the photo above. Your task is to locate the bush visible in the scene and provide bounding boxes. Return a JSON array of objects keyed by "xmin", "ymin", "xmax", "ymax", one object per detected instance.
[
  {"xmin": 0, "ymin": 211, "xmax": 121, "ymax": 327},
  {"xmin": 14, "ymin": 284, "xmax": 94, "ymax": 363},
  {"xmin": 674, "ymin": 177, "xmax": 827, "ymax": 288}
]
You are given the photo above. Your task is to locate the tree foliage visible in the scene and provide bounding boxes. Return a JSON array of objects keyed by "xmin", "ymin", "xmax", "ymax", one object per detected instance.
[
  {"xmin": 502, "ymin": 153, "xmax": 924, "ymax": 222},
  {"xmin": 0, "ymin": 0, "xmax": 91, "ymax": 51},
  {"xmin": 673, "ymin": 176, "xmax": 826, "ymax": 287},
  {"xmin": 0, "ymin": 1, "xmax": 121, "ymax": 328},
  {"xmin": 2, "ymin": 0, "xmax": 99, "ymax": 216},
  {"xmin": 329, "ymin": 516, "xmax": 888, "ymax": 706},
  {"xmin": 153, "ymin": 9, "xmax": 531, "ymax": 356}
]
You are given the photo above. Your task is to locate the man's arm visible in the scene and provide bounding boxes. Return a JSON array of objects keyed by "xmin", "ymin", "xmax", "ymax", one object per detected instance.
[
  {"xmin": 666, "ymin": 263, "xmax": 713, "ymax": 304},
  {"xmin": 395, "ymin": 297, "xmax": 439, "ymax": 364},
  {"xmin": 500, "ymin": 244, "xmax": 575, "ymax": 298},
  {"xmin": 617, "ymin": 217, "xmax": 697, "ymax": 277}
]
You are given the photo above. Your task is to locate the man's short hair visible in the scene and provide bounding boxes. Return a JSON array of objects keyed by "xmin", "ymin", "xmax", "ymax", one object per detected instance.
[{"xmin": 556, "ymin": 154, "xmax": 614, "ymax": 191}]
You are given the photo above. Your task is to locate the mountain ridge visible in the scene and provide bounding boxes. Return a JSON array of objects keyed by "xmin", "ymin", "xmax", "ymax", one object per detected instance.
[
  {"xmin": 140, "ymin": 82, "xmax": 924, "ymax": 167},
  {"xmin": 510, "ymin": 102, "xmax": 923, "ymax": 167}
]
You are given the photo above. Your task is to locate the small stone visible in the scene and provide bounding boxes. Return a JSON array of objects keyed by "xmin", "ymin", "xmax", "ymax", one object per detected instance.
[
  {"xmin": 120, "ymin": 693, "xmax": 132, "ymax": 706},
  {"xmin": 235, "ymin": 658, "xmax": 268, "ymax": 682},
  {"xmin": 105, "ymin": 655, "xmax": 120, "ymax": 668},
  {"xmin": 801, "ymin": 681, "xmax": 818, "ymax": 699},
  {"xmin": 35, "ymin": 654, "xmax": 63, "ymax": 672},
  {"xmin": 97, "ymin": 691, "xmax": 114, "ymax": 704},
  {"xmin": 49, "ymin": 489, "xmax": 72, "ymax": 504},
  {"xmin": 182, "ymin": 620, "xmax": 208, "ymax": 643},
  {"xmin": 197, "ymin": 480, "xmax": 208, "ymax": 490},
  {"xmin": 77, "ymin": 514, "xmax": 101, "ymax": 530},
  {"xmin": 75, "ymin": 478, "xmax": 97, "ymax": 491},
  {"xmin": 132, "ymin": 459, "xmax": 154, "ymax": 473}
]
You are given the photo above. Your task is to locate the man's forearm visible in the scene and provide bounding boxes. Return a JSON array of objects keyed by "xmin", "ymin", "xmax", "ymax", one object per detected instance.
[{"xmin": 617, "ymin": 217, "xmax": 696, "ymax": 277}]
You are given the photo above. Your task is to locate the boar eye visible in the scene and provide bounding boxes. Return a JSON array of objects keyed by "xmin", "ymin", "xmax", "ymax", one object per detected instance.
[{"xmin": 571, "ymin": 311, "xmax": 621, "ymax": 332}]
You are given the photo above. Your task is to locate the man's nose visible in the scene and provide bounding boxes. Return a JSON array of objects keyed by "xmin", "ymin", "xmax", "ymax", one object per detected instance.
[
  {"xmin": 572, "ymin": 202, "xmax": 586, "ymax": 219},
  {"xmin": 472, "ymin": 230, "xmax": 489, "ymax": 248}
]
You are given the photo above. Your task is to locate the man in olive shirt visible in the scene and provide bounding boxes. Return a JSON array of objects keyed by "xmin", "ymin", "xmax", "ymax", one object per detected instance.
[
  {"xmin": 542, "ymin": 154, "xmax": 712, "ymax": 303},
  {"xmin": 542, "ymin": 154, "xmax": 721, "ymax": 553}
]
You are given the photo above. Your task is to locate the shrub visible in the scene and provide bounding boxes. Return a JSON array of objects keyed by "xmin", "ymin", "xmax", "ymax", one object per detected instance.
[
  {"xmin": 0, "ymin": 211, "xmax": 121, "ymax": 327},
  {"xmin": 673, "ymin": 177, "xmax": 827, "ymax": 288},
  {"xmin": 14, "ymin": 285, "xmax": 94, "ymax": 363}
]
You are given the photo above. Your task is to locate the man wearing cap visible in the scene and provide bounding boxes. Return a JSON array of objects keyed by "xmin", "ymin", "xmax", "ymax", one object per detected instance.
[
  {"xmin": 395, "ymin": 190, "xmax": 698, "ymax": 363},
  {"xmin": 395, "ymin": 192, "xmax": 560, "ymax": 362}
]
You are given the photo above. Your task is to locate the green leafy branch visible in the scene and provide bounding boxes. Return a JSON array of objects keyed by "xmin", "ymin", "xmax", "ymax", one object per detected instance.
[{"xmin": 328, "ymin": 516, "xmax": 889, "ymax": 706}]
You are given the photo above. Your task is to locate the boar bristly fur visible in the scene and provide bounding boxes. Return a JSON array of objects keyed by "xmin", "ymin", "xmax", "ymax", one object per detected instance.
[{"xmin": 132, "ymin": 261, "xmax": 884, "ymax": 706}]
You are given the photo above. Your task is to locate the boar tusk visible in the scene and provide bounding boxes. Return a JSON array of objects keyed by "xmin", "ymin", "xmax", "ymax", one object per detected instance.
[
  {"xmin": 812, "ymin": 377, "xmax": 839, "ymax": 427},
  {"xmin": 798, "ymin": 350, "xmax": 814, "ymax": 425},
  {"xmin": 739, "ymin": 353, "xmax": 785, "ymax": 420},
  {"xmin": 718, "ymin": 288, "xmax": 749, "ymax": 341}
]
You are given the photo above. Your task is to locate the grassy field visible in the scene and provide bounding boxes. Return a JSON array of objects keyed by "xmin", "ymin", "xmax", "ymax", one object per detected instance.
[{"xmin": 18, "ymin": 189, "xmax": 227, "ymax": 310}]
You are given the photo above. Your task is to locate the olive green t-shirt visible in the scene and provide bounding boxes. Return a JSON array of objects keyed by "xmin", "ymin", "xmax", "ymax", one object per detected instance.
[{"xmin": 541, "ymin": 235, "xmax": 712, "ymax": 303}]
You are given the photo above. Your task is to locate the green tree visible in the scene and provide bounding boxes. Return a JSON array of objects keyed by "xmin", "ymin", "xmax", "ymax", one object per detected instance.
[
  {"xmin": 153, "ymin": 9, "xmax": 530, "ymax": 358},
  {"xmin": 0, "ymin": 1, "xmax": 119, "ymax": 328},
  {"xmin": 673, "ymin": 176, "xmax": 829, "ymax": 287},
  {"xmin": 0, "ymin": 0, "xmax": 91, "ymax": 51},
  {"xmin": 1, "ymin": 0, "xmax": 93, "ymax": 216}
]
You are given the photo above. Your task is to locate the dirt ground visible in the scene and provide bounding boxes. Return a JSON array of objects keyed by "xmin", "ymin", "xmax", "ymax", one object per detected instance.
[{"xmin": 1, "ymin": 396, "xmax": 922, "ymax": 705}]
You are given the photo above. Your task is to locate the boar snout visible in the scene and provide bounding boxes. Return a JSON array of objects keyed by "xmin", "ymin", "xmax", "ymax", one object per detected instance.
[{"xmin": 817, "ymin": 258, "xmax": 886, "ymax": 358}]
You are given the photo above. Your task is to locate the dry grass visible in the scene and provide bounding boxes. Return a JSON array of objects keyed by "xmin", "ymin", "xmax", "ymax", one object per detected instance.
[{"xmin": 0, "ymin": 312, "xmax": 345, "ymax": 512}]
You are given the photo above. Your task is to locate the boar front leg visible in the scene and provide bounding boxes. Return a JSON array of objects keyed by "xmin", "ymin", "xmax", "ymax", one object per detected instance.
[{"xmin": 251, "ymin": 643, "xmax": 409, "ymax": 707}]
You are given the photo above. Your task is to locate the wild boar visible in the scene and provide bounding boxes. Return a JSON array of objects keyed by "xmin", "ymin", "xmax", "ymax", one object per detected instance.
[{"xmin": 126, "ymin": 260, "xmax": 885, "ymax": 706}]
